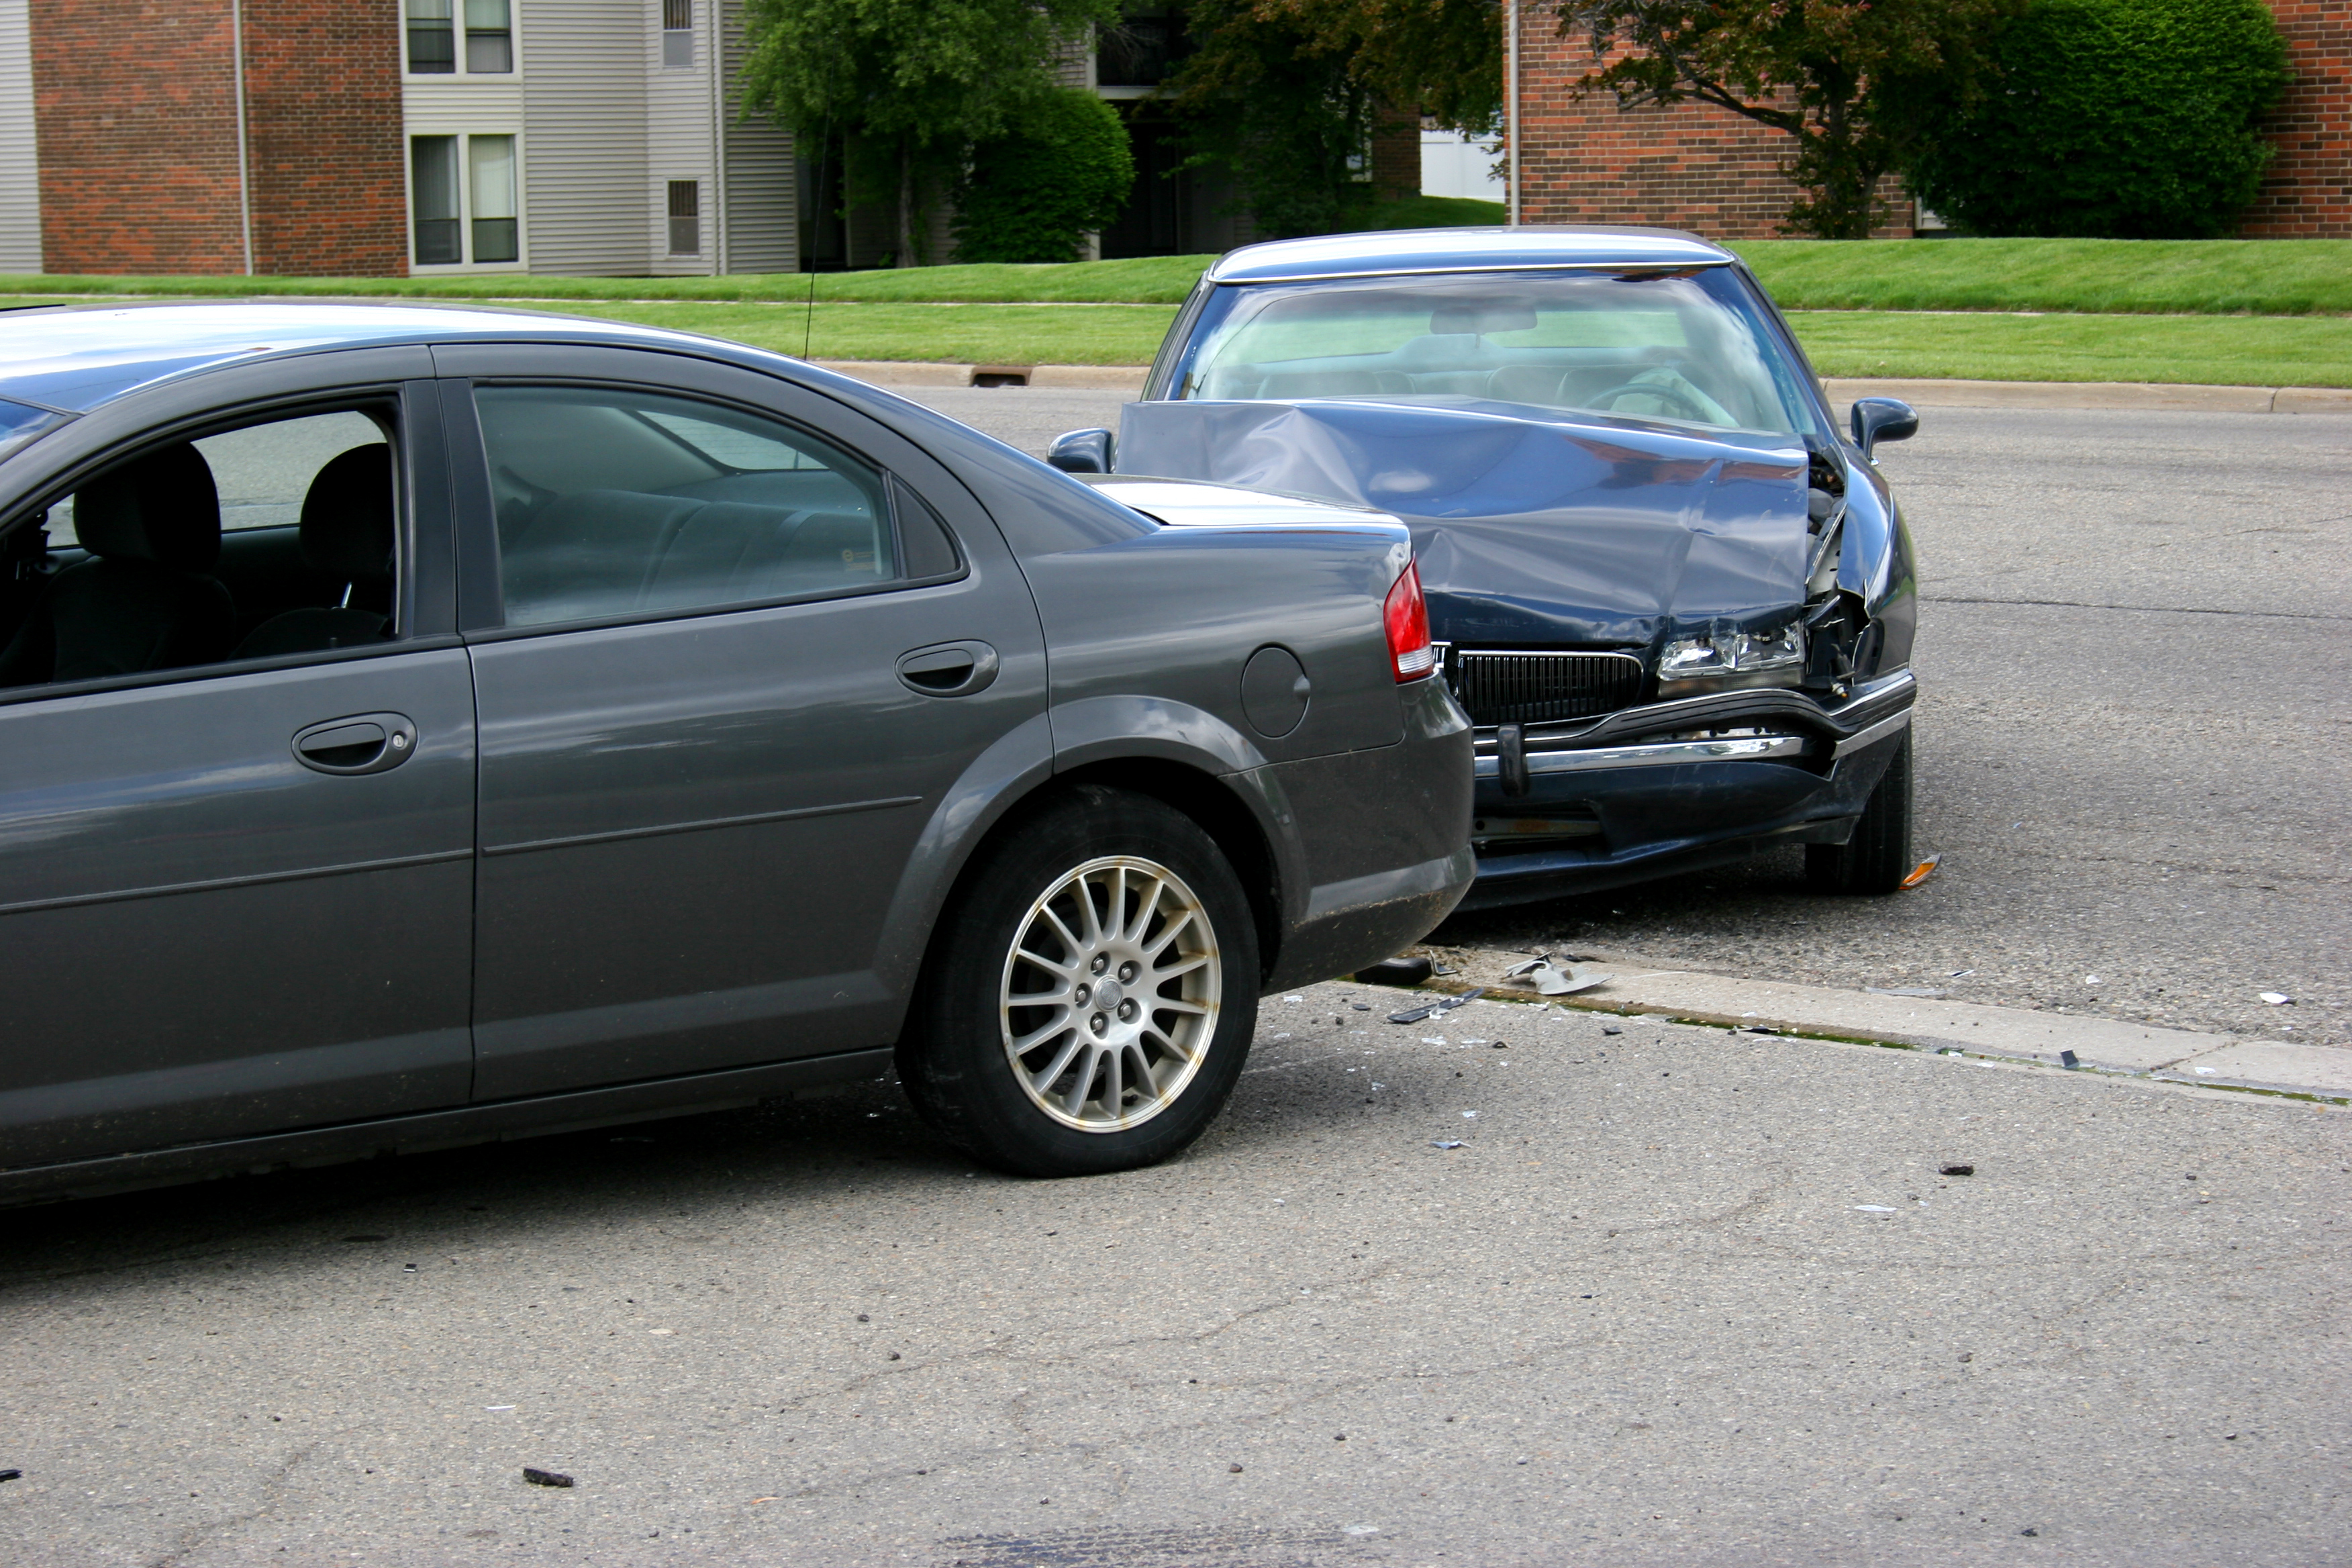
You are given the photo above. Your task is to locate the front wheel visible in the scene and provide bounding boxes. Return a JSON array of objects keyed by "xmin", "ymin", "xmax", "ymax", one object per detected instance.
[
  {"xmin": 897, "ymin": 785, "xmax": 1261, "ymax": 1177},
  {"xmin": 1806, "ymin": 727, "xmax": 1915, "ymax": 895}
]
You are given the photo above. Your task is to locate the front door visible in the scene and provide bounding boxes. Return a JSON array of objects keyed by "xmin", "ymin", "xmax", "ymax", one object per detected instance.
[
  {"xmin": 0, "ymin": 381, "xmax": 475, "ymax": 1169},
  {"xmin": 442, "ymin": 352, "xmax": 1047, "ymax": 1099}
]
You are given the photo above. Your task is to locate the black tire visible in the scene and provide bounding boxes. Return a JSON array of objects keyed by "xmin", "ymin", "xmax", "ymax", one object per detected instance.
[
  {"xmin": 897, "ymin": 784, "xmax": 1261, "ymax": 1177},
  {"xmin": 1806, "ymin": 728, "xmax": 1915, "ymax": 895}
]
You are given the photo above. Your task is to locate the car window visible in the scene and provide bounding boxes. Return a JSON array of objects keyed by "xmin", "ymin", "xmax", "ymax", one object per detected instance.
[
  {"xmin": 0, "ymin": 403, "xmax": 403, "ymax": 690},
  {"xmin": 1173, "ymin": 268, "xmax": 1819, "ymax": 436},
  {"xmin": 472, "ymin": 385, "xmax": 913, "ymax": 628}
]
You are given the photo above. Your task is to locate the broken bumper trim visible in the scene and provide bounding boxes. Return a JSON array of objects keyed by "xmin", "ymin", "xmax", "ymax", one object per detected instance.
[
  {"xmin": 1470, "ymin": 668, "xmax": 1917, "ymax": 758},
  {"xmin": 1475, "ymin": 734, "xmax": 1810, "ymax": 779}
]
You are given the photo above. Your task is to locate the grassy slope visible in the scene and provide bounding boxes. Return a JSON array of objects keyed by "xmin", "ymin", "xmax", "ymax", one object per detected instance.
[{"xmin": 6, "ymin": 236, "xmax": 2348, "ymax": 314}]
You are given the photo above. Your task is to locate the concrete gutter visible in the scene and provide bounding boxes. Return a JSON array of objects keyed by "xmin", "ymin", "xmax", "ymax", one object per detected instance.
[
  {"xmin": 814, "ymin": 361, "xmax": 2350, "ymax": 412},
  {"xmin": 1426, "ymin": 946, "xmax": 2352, "ymax": 1102}
]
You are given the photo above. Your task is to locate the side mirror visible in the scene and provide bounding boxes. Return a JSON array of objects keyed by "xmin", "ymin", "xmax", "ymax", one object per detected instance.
[
  {"xmin": 1850, "ymin": 397, "xmax": 1919, "ymax": 458},
  {"xmin": 1046, "ymin": 428, "xmax": 1114, "ymax": 474}
]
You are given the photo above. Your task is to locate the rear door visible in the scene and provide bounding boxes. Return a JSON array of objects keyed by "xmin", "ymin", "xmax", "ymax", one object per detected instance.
[
  {"xmin": 437, "ymin": 345, "xmax": 1046, "ymax": 1100},
  {"xmin": 0, "ymin": 359, "xmax": 475, "ymax": 1169}
]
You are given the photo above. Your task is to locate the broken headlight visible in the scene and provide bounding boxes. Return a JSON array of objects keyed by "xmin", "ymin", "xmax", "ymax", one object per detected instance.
[{"xmin": 1657, "ymin": 620, "xmax": 1806, "ymax": 696}]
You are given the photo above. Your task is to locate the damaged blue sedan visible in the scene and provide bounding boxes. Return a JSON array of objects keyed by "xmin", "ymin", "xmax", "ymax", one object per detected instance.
[{"xmin": 1048, "ymin": 227, "xmax": 1924, "ymax": 910}]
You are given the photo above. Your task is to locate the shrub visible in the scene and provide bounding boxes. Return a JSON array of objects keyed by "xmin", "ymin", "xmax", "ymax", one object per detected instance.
[
  {"xmin": 952, "ymin": 89, "xmax": 1136, "ymax": 263},
  {"xmin": 1906, "ymin": 0, "xmax": 2293, "ymax": 239}
]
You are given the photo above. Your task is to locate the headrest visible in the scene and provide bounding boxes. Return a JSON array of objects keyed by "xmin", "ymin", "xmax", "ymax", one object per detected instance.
[
  {"xmin": 299, "ymin": 444, "xmax": 395, "ymax": 581},
  {"xmin": 73, "ymin": 442, "xmax": 220, "ymax": 571}
]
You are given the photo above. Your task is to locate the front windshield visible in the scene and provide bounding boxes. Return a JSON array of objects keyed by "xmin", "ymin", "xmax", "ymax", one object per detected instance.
[{"xmin": 1169, "ymin": 267, "xmax": 1818, "ymax": 436}]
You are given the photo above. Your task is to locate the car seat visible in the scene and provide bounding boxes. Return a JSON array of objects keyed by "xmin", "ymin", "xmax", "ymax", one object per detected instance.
[
  {"xmin": 234, "ymin": 444, "xmax": 397, "ymax": 657},
  {"xmin": 0, "ymin": 442, "xmax": 237, "ymax": 685}
]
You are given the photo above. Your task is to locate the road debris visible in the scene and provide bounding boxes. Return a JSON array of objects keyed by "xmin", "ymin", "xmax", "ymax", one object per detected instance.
[
  {"xmin": 1855, "ymin": 1205, "xmax": 1898, "ymax": 1213},
  {"xmin": 1602, "ymin": 1026, "xmax": 1622, "ymax": 1036},
  {"xmin": 1503, "ymin": 955, "xmax": 1613, "ymax": 995},
  {"xmin": 0, "ymin": 1469, "xmax": 20, "ymax": 1483},
  {"xmin": 2259, "ymin": 992, "xmax": 2292, "ymax": 1005},
  {"xmin": 1436, "ymin": 987, "xmax": 1487, "ymax": 1012},
  {"xmin": 1356, "ymin": 956, "xmax": 1433, "ymax": 987},
  {"xmin": 1900, "ymin": 853, "xmax": 1942, "ymax": 889},
  {"xmin": 1432, "ymin": 1139, "xmax": 1467, "ymax": 1149},
  {"xmin": 1388, "ymin": 1003, "xmax": 1438, "ymax": 1024},
  {"xmin": 522, "ymin": 1468, "xmax": 575, "ymax": 1488},
  {"xmin": 2059, "ymin": 1049, "xmax": 2080, "ymax": 1069},
  {"xmin": 1867, "ymin": 986, "xmax": 1945, "ymax": 997},
  {"xmin": 1939, "ymin": 1165, "xmax": 1975, "ymax": 1177}
]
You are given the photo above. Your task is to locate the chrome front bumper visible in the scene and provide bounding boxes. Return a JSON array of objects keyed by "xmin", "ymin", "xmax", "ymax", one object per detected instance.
[{"xmin": 1469, "ymin": 669, "xmax": 1916, "ymax": 780}]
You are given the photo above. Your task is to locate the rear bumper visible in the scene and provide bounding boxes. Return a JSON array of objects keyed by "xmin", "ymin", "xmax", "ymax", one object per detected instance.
[
  {"xmin": 1457, "ymin": 671, "xmax": 1914, "ymax": 910},
  {"xmin": 1253, "ymin": 676, "xmax": 1475, "ymax": 989}
]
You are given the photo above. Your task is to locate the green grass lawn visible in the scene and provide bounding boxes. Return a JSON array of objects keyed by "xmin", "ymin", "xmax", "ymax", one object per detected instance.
[
  {"xmin": 9, "ymin": 290, "xmax": 2345, "ymax": 387},
  {"xmin": 5, "ymin": 234, "xmax": 2345, "ymax": 315}
]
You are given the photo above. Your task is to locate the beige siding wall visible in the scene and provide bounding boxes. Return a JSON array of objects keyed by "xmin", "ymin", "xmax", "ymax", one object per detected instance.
[
  {"xmin": 645, "ymin": 0, "xmax": 712, "ymax": 275},
  {"xmin": 0, "ymin": 0, "xmax": 38, "ymax": 273},
  {"xmin": 720, "ymin": 0, "xmax": 794, "ymax": 273},
  {"xmin": 518, "ymin": 0, "xmax": 649, "ymax": 275}
]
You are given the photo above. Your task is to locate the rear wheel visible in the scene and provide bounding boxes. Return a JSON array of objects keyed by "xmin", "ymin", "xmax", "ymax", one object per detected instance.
[
  {"xmin": 897, "ymin": 785, "xmax": 1259, "ymax": 1177},
  {"xmin": 1806, "ymin": 728, "xmax": 1915, "ymax": 895}
]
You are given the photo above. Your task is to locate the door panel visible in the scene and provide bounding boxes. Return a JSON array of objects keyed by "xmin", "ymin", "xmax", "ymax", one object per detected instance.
[
  {"xmin": 443, "ymin": 355, "xmax": 1048, "ymax": 1101},
  {"xmin": 0, "ymin": 649, "xmax": 477, "ymax": 1166}
]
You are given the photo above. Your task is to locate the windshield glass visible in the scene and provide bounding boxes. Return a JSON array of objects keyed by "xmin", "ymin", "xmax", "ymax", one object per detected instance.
[{"xmin": 1169, "ymin": 267, "xmax": 1818, "ymax": 436}]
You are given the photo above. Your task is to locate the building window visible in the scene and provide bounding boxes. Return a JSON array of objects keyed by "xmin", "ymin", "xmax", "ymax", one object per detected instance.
[
  {"xmin": 662, "ymin": 0, "xmax": 694, "ymax": 66},
  {"xmin": 413, "ymin": 134, "xmax": 523, "ymax": 267},
  {"xmin": 667, "ymin": 181, "xmax": 701, "ymax": 256},
  {"xmin": 407, "ymin": 0, "xmax": 455, "ymax": 73},
  {"xmin": 411, "ymin": 138, "xmax": 462, "ymax": 264},
  {"xmin": 464, "ymin": 0, "xmax": 513, "ymax": 72},
  {"xmin": 471, "ymin": 136, "xmax": 520, "ymax": 262}
]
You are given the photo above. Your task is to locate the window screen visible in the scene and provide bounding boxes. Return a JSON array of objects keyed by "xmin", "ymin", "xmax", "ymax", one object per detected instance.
[
  {"xmin": 406, "ymin": 0, "xmax": 454, "ymax": 72},
  {"xmin": 411, "ymin": 137, "xmax": 461, "ymax": 264},
  {"xmin": 473, "ymin": 387, "xmax": 929, "ymax": 627},
  {"xmin": 667, "ymin": 181, "xmax": 700, "ymax": 256},
  {"xmin": 464, "ymin": 0, "xmax": 511, "ymax": 72},
  {"xmin": 471, "ymin": 136, "xmax": 518, "ymax": 263}
]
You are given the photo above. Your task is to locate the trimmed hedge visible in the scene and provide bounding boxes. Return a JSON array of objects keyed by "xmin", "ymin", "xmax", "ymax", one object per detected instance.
[
  {"xmin": 952, "ymin": 89, "xmax": 1136, "ymax": 264},
  {"xmin": 1906, "ymin": 0, "xmax": 2292, "ymax": 239}
]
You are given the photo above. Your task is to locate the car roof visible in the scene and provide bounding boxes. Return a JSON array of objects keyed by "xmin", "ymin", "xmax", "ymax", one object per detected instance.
[
  {"xmin": 1202, "ymin": 226, "xmax": 1734, "ymax": 285},
  {"xmin": 0, "ymin": 299, "xmax": 788, "ymax": 414}
]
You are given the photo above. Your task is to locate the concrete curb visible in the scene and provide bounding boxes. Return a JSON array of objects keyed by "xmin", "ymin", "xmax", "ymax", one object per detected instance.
[
  {"xmin": 812, "ymin": 361, "xmax": 2347, "ymax": 411},
  {"xmin": 1427, "ymin": 946, "xmax": 2350, "ymax": 1102}
]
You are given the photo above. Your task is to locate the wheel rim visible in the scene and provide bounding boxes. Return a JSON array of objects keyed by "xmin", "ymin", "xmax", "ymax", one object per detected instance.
[{"xmin": 999, "ymin": 854, "xmax": 1222, "ymax": 1134}]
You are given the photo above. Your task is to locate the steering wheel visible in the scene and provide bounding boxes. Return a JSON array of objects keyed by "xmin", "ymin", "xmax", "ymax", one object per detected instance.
[{"xmin": 1586, "ymin": 381, "xmax": 1714, "ymax": 424}]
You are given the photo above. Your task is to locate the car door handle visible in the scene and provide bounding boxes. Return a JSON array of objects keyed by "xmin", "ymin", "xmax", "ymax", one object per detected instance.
[
  {"xmin": 293, "ymin": 712, "xmax": 418, "ymax": 775},
  {"xmin": 896, "ymin": 641, "xmax": 999, "ymax": 697}
]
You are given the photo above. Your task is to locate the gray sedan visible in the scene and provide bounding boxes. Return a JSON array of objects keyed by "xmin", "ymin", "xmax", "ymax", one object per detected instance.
[{"xmin": 0, "ymin": 302, "xmax": 1471, "ymax": 1198}]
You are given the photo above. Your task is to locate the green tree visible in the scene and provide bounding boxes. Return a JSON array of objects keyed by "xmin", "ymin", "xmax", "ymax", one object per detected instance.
[
  {"xmin": 1165, "ymin": 0, "xmax": 1502, "ymax": 239},
  {"xmin": 1559, "ymin": 0, "xmax": 2025, "ymax": 239},
  {"xmin": 1905, "ymin": 0, "xmax": 2291, "ymax": 238},
  {"xmin": 955, "ymin": 89, "xmax": 1137, "ymax": 262},
  {"xmin": 740, "ymin": 0, "xmax": 1122, "ymax": 266}
]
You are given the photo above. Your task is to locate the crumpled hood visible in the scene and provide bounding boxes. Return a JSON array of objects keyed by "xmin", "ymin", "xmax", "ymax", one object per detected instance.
[{"xmin": 1117, "ymin": 398, "xmax": 1811, "ymax": 649}]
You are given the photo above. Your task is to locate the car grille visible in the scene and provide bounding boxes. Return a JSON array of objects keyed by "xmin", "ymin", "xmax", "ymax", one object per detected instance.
[{"xmin": 1443, "ymin": 648, "xmax": 1645, "ymax": 726}]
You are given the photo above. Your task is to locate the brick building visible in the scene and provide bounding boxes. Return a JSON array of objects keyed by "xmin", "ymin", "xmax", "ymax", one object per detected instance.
[
  {"xmin": 0, "ymin": 0, "xmax": 795, "ymax": 276},
  {"xmin": 1508, "ymin": 0, "xmax": 2349, "ymax": 240}
]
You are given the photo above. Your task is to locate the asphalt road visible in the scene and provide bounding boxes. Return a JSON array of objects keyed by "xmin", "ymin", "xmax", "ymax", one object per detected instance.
[
  {"xmin": 2, "ymin": 986, "xmax": 2344, "ymax": 1567},
  {"xmin": 907, "ymin": 390, "xmax": 2352, "ymax": 1048},
  {"xmin": 3, "ymin": 392, "xmax": 2345, "ymax": 1568}
]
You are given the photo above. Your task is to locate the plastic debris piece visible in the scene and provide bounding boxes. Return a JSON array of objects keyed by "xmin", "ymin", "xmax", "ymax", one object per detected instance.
[
  {"xmin": 2193, "ymin": 1065, "xmax": 2216, "ymax": 1075},
  {"xmin": 1948, "ymin": 969, "xmax": 1976, "ymax": 978},
  {"xmin": 1352, "ymin": 1003, "xmax": 1371, "ymax": 1012},
  {"xmin": 522, "ymin": 1468, "xmax": 575, "ymax": 1488},
  {"xmin": 1867, "ymin": 986, "xmax": 1945, "ymax": 998},
  {"xmin": 1491, "ymin": 1041, "xmax": 1509, "ymax": 1050},
  {"xmin": 1436, "ymin": 987, "xmax": 1488, "ymax": 1012},
  {"xmin": 1432, "ymin": 964, "xmax": 1458, "ymax": 976},
  {"xmin": 1271, "ymin": 1032, "xmax": 1291, "ymax": 1040},
  {"xmin": 1282, "ymin": 994, "xmax": 1302, "ymax": 1002},
  {"xmin": 1357, "ymin": 956, "xmax": 1433, "ymax": 987},
  {"xmin": 1431, "ymin": 1139, "xmax": 1467, "ymax": 1150},
  {"xmin": 1854, "ymin": 1205, "xmax": 1898, "ymax": 1213},
  {"xmin": 2259, "ymin": 992, "xmax": 2292, "ymax": 1005},
  {"xmin": 2058, "ymin": 1049, "xmax": 2080, "ymax": 1069},
  {"xmin": 1462, "ymin": 1110, "xmax": 1479, "ymax": 1119},
  {"xmin": 485, "ymin": 1405, "xmax": 516, "ymax": 1412},
  {"xmin": 1602, "ymin": 1025, "xmax": 1622, "ymax": 1035},
  {"xmin": 2084, "ymin": 975, "xmax": 2101, "ymax": 985},
  {"xmin": 1939, "ymin": 1164, "xmax": 1975, "ymax": 1177},
  {"xmin": 1743, "ymin": 1025, "xmax": 1780, "ymax": 1035},
  {"xmin": 0, "ymin": 1469, "xmax": 19, "ymax": 1483},
  {"xmin": 1388, "ymin": 1003, "xmax": 1438, "ymax": 1024},
  {"xmin": 1421, "ymin": 1036, "xmax": 1448, "ymax": 1045},
  {"xmin": 1900, "ymin": 853, "xmax": 1942, "ymax": 889},
  {"xmin": 1230, "ymin": 1463, "xmax": 1244, "ymax": 1473}
]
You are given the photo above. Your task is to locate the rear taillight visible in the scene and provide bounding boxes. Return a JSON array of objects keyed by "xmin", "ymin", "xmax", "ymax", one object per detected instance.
[{"xmin": 1383, "ymin": 560, "xmax": 1435, "ymax": 681}]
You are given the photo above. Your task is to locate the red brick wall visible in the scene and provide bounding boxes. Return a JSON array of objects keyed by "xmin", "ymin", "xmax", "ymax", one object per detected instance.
[
  {"xmin": 33, "ymin": 0, "xmax": 247, "ymax": 274},
  {"xmin": 31, "ymin": 0, "xmax": 406, "ymax": 277},
  {"xmin": 244, "ymin": 0, "xmax": 409, "ymax": 275},
  {"xmin": 1512, "ymin": 19, "xmax": 1910, "ymax": 240},
  {"xmin": 2243, "ymin": 0, "xmax": 2349, "ymax": 236}
]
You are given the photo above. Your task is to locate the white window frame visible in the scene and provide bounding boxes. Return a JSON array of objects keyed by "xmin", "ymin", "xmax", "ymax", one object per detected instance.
[
  {"xmin": 401, "ymin": 0, "xmax": 524, "ymax": 79},
  {"xmin": 406, "ymin": 132, "xmax": 530, "ymax": 273}
]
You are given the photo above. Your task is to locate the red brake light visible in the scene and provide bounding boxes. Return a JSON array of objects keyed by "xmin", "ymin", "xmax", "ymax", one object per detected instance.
[{"xmin": 1383, "ymin": 560, "xmax": 1435, "ymax": 681}]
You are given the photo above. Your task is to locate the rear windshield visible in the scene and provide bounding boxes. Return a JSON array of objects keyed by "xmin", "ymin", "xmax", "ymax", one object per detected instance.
[{"xmin": 1168, "ymin": 267, "xmax": 1820, "ymax": 436}]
